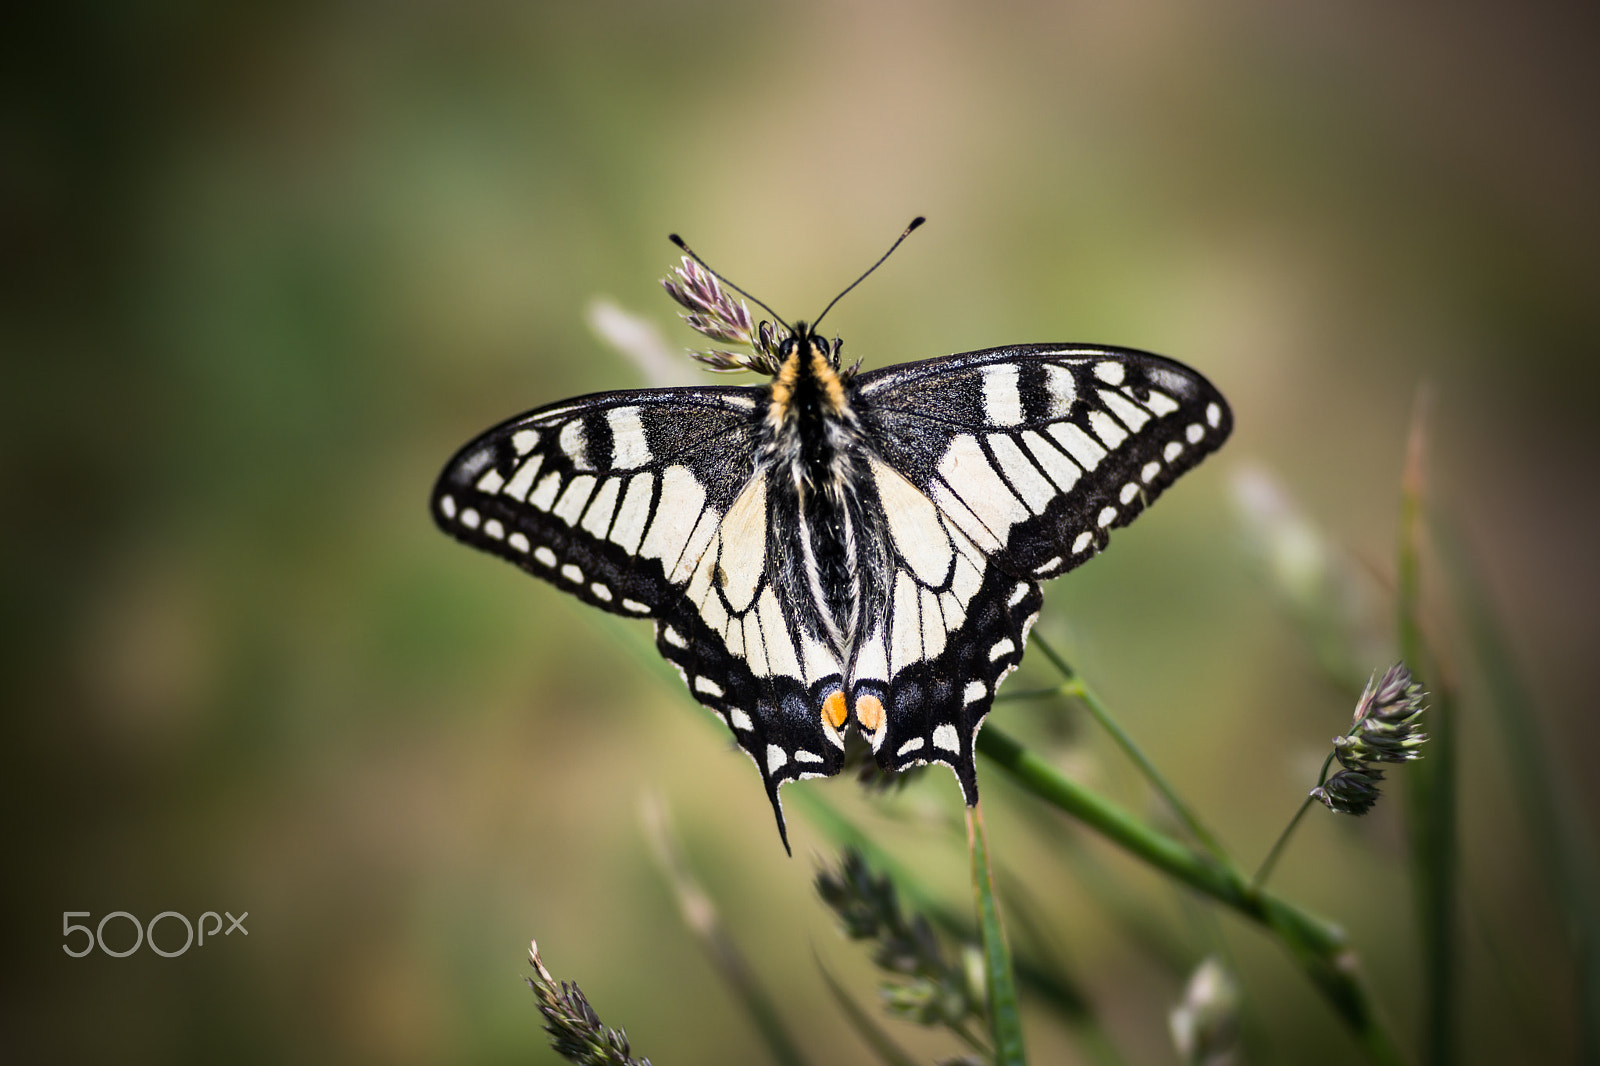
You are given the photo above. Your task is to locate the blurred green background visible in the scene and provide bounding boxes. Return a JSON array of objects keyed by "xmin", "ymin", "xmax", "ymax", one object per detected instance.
[{"xmin": 5, "ymin": 2, "xmax": 1598, "ymax": 1064}]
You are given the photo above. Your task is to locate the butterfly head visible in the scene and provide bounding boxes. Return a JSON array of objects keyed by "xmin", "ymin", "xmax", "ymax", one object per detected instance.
[{"xmin": 768, "ymin": 323, "xmax": 852, "ymax": 431}]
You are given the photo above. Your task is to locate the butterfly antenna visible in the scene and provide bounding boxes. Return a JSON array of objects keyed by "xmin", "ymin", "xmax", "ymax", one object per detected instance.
[
  {"xmin": 668, "ymin": 234, "xmax": 792, "ymax": 334},
  {"xmin": 810, "ymin": 216, "xmax": 925, "ymax": 332}
]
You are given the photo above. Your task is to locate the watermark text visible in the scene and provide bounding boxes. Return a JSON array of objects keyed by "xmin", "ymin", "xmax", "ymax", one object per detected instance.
[{"xmin": 63, "ymin": 911, "xmax": 248, "ymax": 958}]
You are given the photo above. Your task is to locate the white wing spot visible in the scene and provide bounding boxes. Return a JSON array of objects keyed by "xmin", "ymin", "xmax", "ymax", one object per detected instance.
[
  {"xmin": 1206, "ymin": 402, "xmax": 1222, "ymax": 428},
  {"xmin": 622, "ymin": 598, "xmax": 650, "ymax": 614},
  {"xmin": 1042, "ymin": 364, "xmax": 1077, "ymax": 417},
  {"xmin": 529, "ymin": 472, "xmax": 562, "ymax": 511},
  {"xmin": 580, "ymin": 477, "xmax": 621, "ymax": 538},
  {"xmin": 1094, "ymin": 361, "xmax": 1126, "ymax": 385},
  {"xmin": 1164, "ymin": 440, "xmax": 1184, "ymax": 462},
  {"xmin": 1141, "ymin": 461, "xmax": 1161, "ymax": 483},
  {"xmin": 981, "ymin": 364, "xmax": 1024, "ymax": 426},
  {"xmin": 439, "ymin": 495, "xmax": 457, "ymax": 519},
  {"xmin": 766, "ymin": 745, "xmax": 788, "ymax": 773},
  {"xmin": 711, "ymin": 477, "xmax": 769, "ymax": 612},
  {"xmin": 897, "ymin": 737, "xmax": 925, "ymax": 756},
  {"xmin": 1048, "ymin": 422, "xmax": 1107, "ymax": 471},
  {"xmin": 475, "ymin": 467, "xmax": 505, "ymax": 494},
  {"xmin": 663, "ymin": 625, "xmax": 687, "ymax": 648},
  {"xmin": 938, "ymin": 434, "xmax": 1028, "ymax": 541},
  {"xmin": 1098, "ymin": 505, "xmax": 1118, "ymax": 527},
  {"xmin": 503, "ymin": 455, "xmax": 544, "ymax": 500},
  {"xmin": 607, "ymin": 407, "xmax": 653, "ymax": 468},
  {"xmin": 1072, "ymin": 531, "xmax": 1094, "ymax": 554},
  {"xmin": 534, "ymin": 547, "xmax": 557, "ymax": 567},
  {"xmin": 952, "ymin": 551, "xmax": 983, "ymax": 605},
  {"xmin": 890, "ymin": 570, "xmax": 922, "ymax": 675},
  {"xmin": 799, "ymin": 633, "xmax": 838, "ymax": 688},
  {"xmin": 742, "ymin": 613, "xmax": 767, "ymax": 676},
  {"xmin": 1034, "ymin": 556, "xmax": 1062, "ymax": 574},
  {"xmin": 1100, "ymin": 389, "xmax": 1151, "ymax": 432},
  {"xmin": 987, "ymin": 434, "xmax": 1056, "ymax": 514},
  {"xmin": 511, "ymin": 429, "xmax": 539, "ymax": 455},
  {"xmin": 920, "ymin": 586, "xmax": 947, "ymax": 661},
  {"xmin": 756, "ymin": 587, "xmax": 803, "ymax": 680},
  {"xmin": 1149, "ymin": 367, "xmax": 1192, "ymax": 396},
  {"xmin": 931, "ymin": 483, "xmax": 1003, "ymax": 554},
  {"xmin": 1020, "ymin": 430, "xmax": 1081, "ymax": 492},
  {"xmin": 1143, "ymin": 389, "xmax": 1180, "ymax": 417},
  {"xmin": 964, "ymin": 681, "xmax": 987, "ymax": 704},
  {"xmin": 484, "ymin": 518, "xmax": 505, "ymax": 539},
  {"xmin": 694, "ymin": 676, "xmax": 724, "ymax": 698},
  {"xmin": 560, "ymin": 563, "xmax": 583, "ymax": 583},
  {"xmin": 1007, "ymin": 583, "xmax": 1029, "ymax": 607},
  {"xmin": 871, "ymin": 459, "xmax": 954, "ymax": 587},
  {"xmin": 609, "ymin": 473, "xmax": 654, "ymax": 554},
  {"xmin": 641, "ymin": 466, "xmax": 707, "ymax": 573},
  {"xmin": 932, "ymin": 724, "xmax": 960, "ymax": 752},
  {"xmin": 1186, "ymin": 423, "xmax": 1205, "ymax": 444},
  {"xmin": 939, "ymin": 590, "xmax": 966, "ymax": 631},
  {"xmin": 1089, "ymin": 410, "xmax": 1129, "ymax": 449},
  {"xmin": 1119, "ymin": 482, "xmax": 1140, "ymax": 505},
  {"xmin": 729, "ymin": 708, "xmax": 753, "ymax": 731},
  {"xmin": 673, "ymin": 506, "xmax": 722, "ymax": 585},
  {"xmin": 989, "ymin": 637, "xmax": 1016, "ymax": 661},
  {"xmin": 461, "ymin": 508, "xmax": 481, "ymax": 529},
  {"xmin": 794, "ymin": 750, "xmax": 824, "ymax": 764},
  {"xmin": 508, "ymin": 532, "xmax": 529, "ymax": 553},
  {"xmin": 590, "ymin": 582, "xmax": 613, "ymax": 602},
  {"xmin": 558, "ymin": 420, "xmax": 588, "ymax": 468},
  {"xmin": 553, "ymin": 475, "xmax": 597, "ymax": 526}
]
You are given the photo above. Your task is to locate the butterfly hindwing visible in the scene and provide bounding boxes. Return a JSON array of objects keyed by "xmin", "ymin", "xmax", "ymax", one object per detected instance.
[
  {"xmin": 851, "ymin": 345, "xmax": 1231, "ymax": 792},
  {"xmin": 653, "ymin": 472, "xmax": 848, "ymax": 851}
]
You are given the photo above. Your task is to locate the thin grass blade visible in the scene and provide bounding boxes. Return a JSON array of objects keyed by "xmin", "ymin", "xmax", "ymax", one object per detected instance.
[
  {"xmin": 976, "ymin": 725, "xmax": 1406, "ymax": 1066},
  {"xmin": 967, "ymin": 803, "xmax": 1026, "ymax": 1066},
  {"xmin": 1439, "ymin": 523, "xmax": 1600, "ymax": 1064},
  {"xmin": 794, "ymin": 786, "xmax": 1125, "ymax": 1058},
  {"xmin": 640, "ymin": 792, "xmax": 810, "ymax": 1066},
  {"xmin": 1396, "ymin": 385, "xmax": 1457, "ymax": 1066},
  {"xmin": 814, "ymin": 957, "xmax": 922, "ymax": 1066}
]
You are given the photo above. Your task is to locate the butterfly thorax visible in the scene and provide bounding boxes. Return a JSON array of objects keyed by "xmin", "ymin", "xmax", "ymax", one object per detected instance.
[
  {"xmin": 759, "ymin": 328, "xmax": 883, "ymax": 654},
  {"xmin": 762, "ymin": 328, "xmax": 855, "ymax": 485}
]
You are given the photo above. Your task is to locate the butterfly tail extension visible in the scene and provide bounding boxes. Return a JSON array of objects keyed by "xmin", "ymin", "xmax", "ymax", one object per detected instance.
[{"xmin": 654, "ymin": 605, "xmax": 846, "ymax": 852}]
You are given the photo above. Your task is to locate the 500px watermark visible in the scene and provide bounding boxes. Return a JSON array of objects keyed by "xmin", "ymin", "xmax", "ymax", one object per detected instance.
[{"xmin": 62, "ymin": 911, "xmax": 248, "ymax": 958}]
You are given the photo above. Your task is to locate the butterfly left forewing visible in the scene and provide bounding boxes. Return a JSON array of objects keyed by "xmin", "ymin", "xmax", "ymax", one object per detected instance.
[{"xmin": 432, "ymin": 386, "xmax": 764, "ymax": 617}]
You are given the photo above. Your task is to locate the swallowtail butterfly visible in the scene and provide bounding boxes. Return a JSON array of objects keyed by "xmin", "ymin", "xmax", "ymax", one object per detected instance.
[{"xmin": 433, "ymin": 221, "xmax": 1232, "ymax": 851}]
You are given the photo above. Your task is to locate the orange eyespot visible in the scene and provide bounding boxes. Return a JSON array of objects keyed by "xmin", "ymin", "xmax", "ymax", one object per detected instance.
[
  {"xmin": 855, "ymin": 694, "xmax": 885, "ymax": 734},
  {"xmin": 822, "ymin": 691, "xmax": 848, "ymax": 731}
]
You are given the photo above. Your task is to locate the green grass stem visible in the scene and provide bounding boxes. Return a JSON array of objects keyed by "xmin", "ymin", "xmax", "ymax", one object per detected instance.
[
  {"xmin": 976, "ymin": 725, "xmax": 1406, "ymax": 1066},
  {"xmin": 1031, "ymin": 634, "xmax": 1230, "ymax": 863},
  {"xmin": 641, "ymin": 793, "xmax": 810, "ymax": 1066},
  {"xmin": 795, "ymin": 790, "xmax": 1126, "ymax": 1065},
  {"xmin": 969, "ymin": 802, "xmax": 1026, "ymax": 1066},
  {"xmin": 1440, "ymin": 524, "xmax": 1600, "ymax": 1064},
  {"xmin": 815, "ymin": 959, "xmax": 922, "ymax": 1066},
  {"xmin": 1397, "ymin": 386, "xmax": 1457, "ymax": 1066}
]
